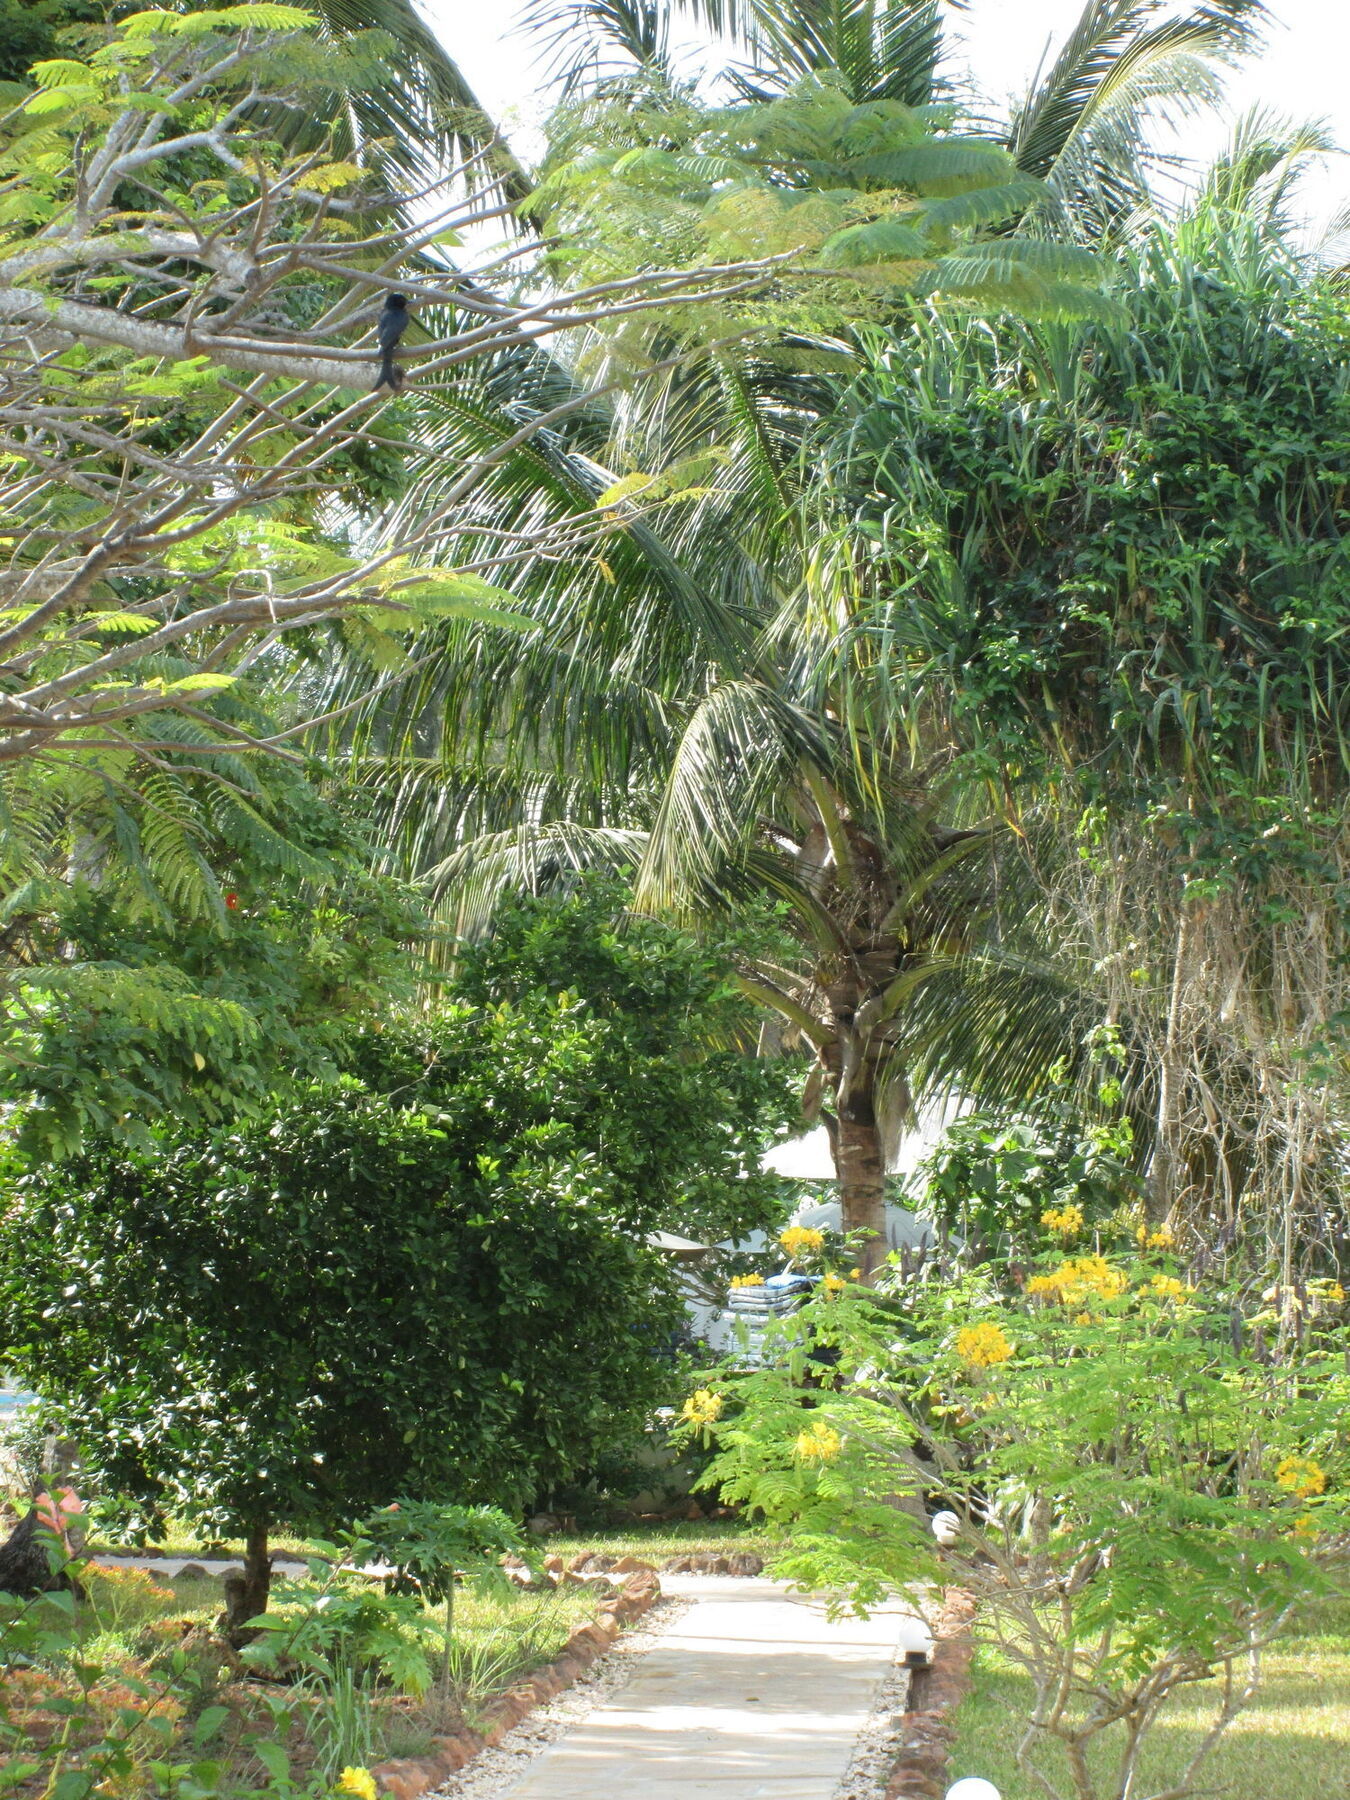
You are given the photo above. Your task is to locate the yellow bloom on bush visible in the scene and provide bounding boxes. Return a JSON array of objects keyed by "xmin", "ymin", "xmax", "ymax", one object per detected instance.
[
  {"xmin": 729, "ymin": 1272, "xmax": 765, "ymax": 1288},
  {"xmin": 1291, "ymin": 1514, "xmax": 1320, "ymax": 1542},
  {"xmin": 681, "ymin": 1389, "xmax": 723, "ymax": 1426},
  {"xmin": 1147, "ymin": 1275, "xmax": 1194, "ymax": 1303},
  {"xmin": 1275, "ymin": 1456, "xmax": 1327, "ymax": 1499},
  {"xmin": 795, "ymin": 1419, "xmax": 842, "ymax": 1462},
  {"xmin": 1027, "ymin": 1255, "xmax": 1128, "ymax": 1304},
  {"xmin": 1136, "ymin": 1222, "xmax": 1176, "ymax": 1250},
  {"xmin": 780, "ymin": 1225, "xmax": 826, "ymax": 1259},
  {"xmin": 1041, "ymin": 1204, "xmax": 1084, "ymax": 1239},
  {"xmin": 821, "ymin": 1272, "xmax": 846, "ymax": 1294},
  {"xmin": 338, "ymin": 1771, "xmax": 379, "ymax": 1800},
  {"xmin": 955, "ymin": 1321, "xmax": 1013, "ymax": 1367}
]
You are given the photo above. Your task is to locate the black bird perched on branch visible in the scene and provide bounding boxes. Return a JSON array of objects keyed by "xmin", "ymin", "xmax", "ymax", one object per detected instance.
[{"xmin": 374, "ymin": 293, "xmax": 411, "ymax": 390}]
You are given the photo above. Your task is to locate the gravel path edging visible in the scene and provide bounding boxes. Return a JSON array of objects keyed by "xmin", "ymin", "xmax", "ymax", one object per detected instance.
[
  {"xmin": 882, "ymin": 1588, "xmax": 978, "ymax": 1800},
  {"xmin": 828, "ymin": 1641, "xmax": 912, "ymax": 1800},
  {"xmin": 372, "ymin": 1571, "xmax": 663, "ymax": 1800}
]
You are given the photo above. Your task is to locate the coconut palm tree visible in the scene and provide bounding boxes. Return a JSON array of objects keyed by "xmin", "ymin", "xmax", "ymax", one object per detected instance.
[
  {"xmin": 299, "ymin": 325, "xmax": 1097, "ymax": 1263},
  {"xmin": 298, "ymin": 2, "xmax": 1274, "ymax": 1249}
]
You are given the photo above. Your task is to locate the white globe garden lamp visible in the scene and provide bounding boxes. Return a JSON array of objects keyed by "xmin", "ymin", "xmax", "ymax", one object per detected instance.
[
  {"xmin": 931, "ymin": 1509, "xmax": 962, "ymax": 1547},
  {"xmin": 946, "ymin": 1782, "xmax": 1002, "ymax": 1800}
]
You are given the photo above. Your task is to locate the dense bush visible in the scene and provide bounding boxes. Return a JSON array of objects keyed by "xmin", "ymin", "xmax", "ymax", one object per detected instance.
[{"xmin": 0, "ymin": 891, "xmax": 797, "ymax": 1583}]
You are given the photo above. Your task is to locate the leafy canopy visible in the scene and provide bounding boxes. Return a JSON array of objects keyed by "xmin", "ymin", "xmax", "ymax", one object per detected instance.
[
  {"xmin": 0, "ymin": 889, "xmax": 797, "ymax": 1537},
  {"xmin": 535, "ymin": 75, "xmax": 1117, "ymax": 342}
]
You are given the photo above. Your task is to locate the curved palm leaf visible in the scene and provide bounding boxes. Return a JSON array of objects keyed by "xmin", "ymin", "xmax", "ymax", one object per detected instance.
[{"xmin": 313, "ymin": 0, "xmax": 531, "ymax": 193}]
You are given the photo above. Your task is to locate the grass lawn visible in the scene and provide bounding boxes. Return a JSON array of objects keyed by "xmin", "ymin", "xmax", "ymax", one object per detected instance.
[
  {"xmin": 549, "ymin": 1518, "xmax": 782, "ymax": 1564},
  {"xmin": 99, "ymin": 1514, "xmax": 781, "ymax": 1568},
  {"xmin": 946, "ymin": 1596, "xmax": 1350, "ymax": 1800}
]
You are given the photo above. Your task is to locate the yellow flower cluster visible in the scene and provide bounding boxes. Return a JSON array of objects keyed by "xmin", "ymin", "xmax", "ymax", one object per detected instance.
[
  {"xmin": 1275, "ymin": 1456, "xmax": 1327, "ymax": 1499},
  {"xmin": 795, "ymin": 1419, "xmax": 842, "ymax": 1463},
  {"xmin": 1146, "ymin": 1274, "xmax": 1195, "ymax": 1303},
  {"xmin": 780, "ymin": 1225, "xmax": 826, "ymax": 1259},
  {"xmin": 955, "ymin": 1321, "xmax": 1014, "ymax": 1367},
  {"xmin": 681, "ymin": 1389, "xmax": 723, "ymax": 1427},
  {"xmin": 338, "ymin": 1772, "xmax": 378, "ymax": 1800},
  {"xmin": 821, "ymin": 1272, "xmax": 847, "ymax": 1294},
  {"xmin": 1136, "ymin": 1222, "xmax": 1176, "ymax": 1251},
  {"xmin": 729, "ymin": 1272, "xmax": 765, "ymax": 1288},
  {"xmin": 1041, "ymin": 1204, "xmax": 1084, "ymax": 1239},
  {"xmin": 1026, "ymin": 1255, "xmax": 1128, "ymax": 1304},
  {"xmin": 1310, "ymin": 1278, "xmax": 1347, "ymax": 1306}
]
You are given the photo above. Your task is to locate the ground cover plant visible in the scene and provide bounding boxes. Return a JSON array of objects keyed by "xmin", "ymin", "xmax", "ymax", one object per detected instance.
[{"xmin": 0, "ymin": 1512, "xmax": 607, "ymax": 1799}]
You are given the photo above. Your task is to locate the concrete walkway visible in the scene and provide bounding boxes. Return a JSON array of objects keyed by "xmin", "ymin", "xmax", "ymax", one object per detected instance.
[{"xmin": 502, "ymin": 1574, "xmax": 932, "ymax": 1800}]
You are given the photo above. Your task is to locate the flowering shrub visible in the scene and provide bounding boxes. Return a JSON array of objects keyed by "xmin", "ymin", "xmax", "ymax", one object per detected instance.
[
  {"xmin": 778, "ymin": 1226, "xmax": 826, "ymax": 1262},
  {"xmin": 1025, "ymin": 1253, "xmax": 1129, "ymax": 1303},
  {"xmin": 1041, "ymin": 1204, "xmax": 1084, "ymax": 1239},
  {"xmin": 688, "ymin": 1256, "xmax": 1350, "ymax": 1800},
  {"xmin": 1275, "ymin": 1455, "xmax": 1327, "ymax": 1499},
  {"xmin": 1136, "ymin": 1222, "xmax": 1176, "ymax": 1250},
  {"xmin": 681, "ymin": 1389, "xmax": 723, "ymax": 1427},
  {"xmin": 954, "ymin": 1321, "xmax": 1013, "ymax": 1366},
  {"xmin": 793, "ymin": 1421, "xmax": 841, "ymax": 1463}
]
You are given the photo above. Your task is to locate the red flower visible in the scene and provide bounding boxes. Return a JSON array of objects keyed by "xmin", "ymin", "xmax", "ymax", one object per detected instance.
[{"xmin": 225, "ymin": 892, "xmax": 239, "ymax": 910}]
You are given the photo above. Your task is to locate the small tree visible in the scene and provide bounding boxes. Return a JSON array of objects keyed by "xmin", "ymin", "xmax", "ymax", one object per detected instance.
[
  {"xmin": 0, "ymin": 916, "xmax": 796, "ymax": 1634},
  {"xmin": 0, "ymin": 1076, "xmax": 680, "ymax": 1636},
  {"xmin": 694, "ymin": 1249, "xmax": 1350, "ymax": 1800}
]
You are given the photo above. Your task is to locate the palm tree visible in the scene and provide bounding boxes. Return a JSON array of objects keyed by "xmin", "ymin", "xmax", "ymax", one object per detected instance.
[
  {"xmin": 299, "ymin": 0, "xmax": 1271, "ymax": 1251},
  {"xmin": 300, "ymin": 325, "xmax": 1096, "ymax": 1263}
]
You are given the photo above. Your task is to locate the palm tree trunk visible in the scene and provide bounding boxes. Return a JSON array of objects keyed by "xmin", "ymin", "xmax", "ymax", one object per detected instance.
[{"xmin": 835, "ymin": 1107, "xmax": 888, "ymax": 1273}]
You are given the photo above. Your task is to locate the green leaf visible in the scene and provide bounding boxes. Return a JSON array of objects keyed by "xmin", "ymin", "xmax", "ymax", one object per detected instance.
[
  {"xmin": 160, "ymin": 674, "xmax": 237, "ymax": 694},
  {"xmin": 819, "ymin": 217, "xmax": 931, "ymax": 268},
  {"xmin": 251, "ymin": 1738, "xmax": 290, "ymax": 1782},
  {"xmin": 390, "ymin": 575, "xmax": 530, "ymax": 632}
]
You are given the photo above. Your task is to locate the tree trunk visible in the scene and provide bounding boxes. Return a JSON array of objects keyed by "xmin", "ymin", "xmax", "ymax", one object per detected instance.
[
  {"xmin": 222, "ymin": 1519, "xmax": 272, "ymax": 1647},
  {"xmin": 835, "ymin": 1108, "xmax": 888, "ymax": 1275},
  {"xmin": 0, "ymin": 1505, "xmax": 72, "ymax": 1597}
]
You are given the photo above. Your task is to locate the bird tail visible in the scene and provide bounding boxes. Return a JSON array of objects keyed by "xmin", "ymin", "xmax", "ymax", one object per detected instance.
[{"xmin": 375, "ymin": 354, "xmax": 403, "ymax": 392}]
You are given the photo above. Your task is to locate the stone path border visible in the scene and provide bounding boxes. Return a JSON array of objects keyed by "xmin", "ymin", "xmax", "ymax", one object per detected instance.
[
  {"xmin": 882, "ymin": 1589, "xmax": 977, "ymax": 1800},
  {"xmin": 372, "ymin": 1571, "xmax": 663, "ymax": 1800}
]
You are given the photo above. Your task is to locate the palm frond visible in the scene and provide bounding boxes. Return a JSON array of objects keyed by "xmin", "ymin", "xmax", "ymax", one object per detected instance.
[
  {"xmin": 1007, "ymin": 0, "xmax": 1265, "ymax": 181},
  {"xmin": 309, "ymin": 0, "xmax": 531, "ymax": 193}
]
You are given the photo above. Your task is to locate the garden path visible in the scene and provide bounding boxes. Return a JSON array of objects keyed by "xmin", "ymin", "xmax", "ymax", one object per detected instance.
[{"xmin": 500, "ymin": 1573, "xmax": 930, "ymax": 1800}]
